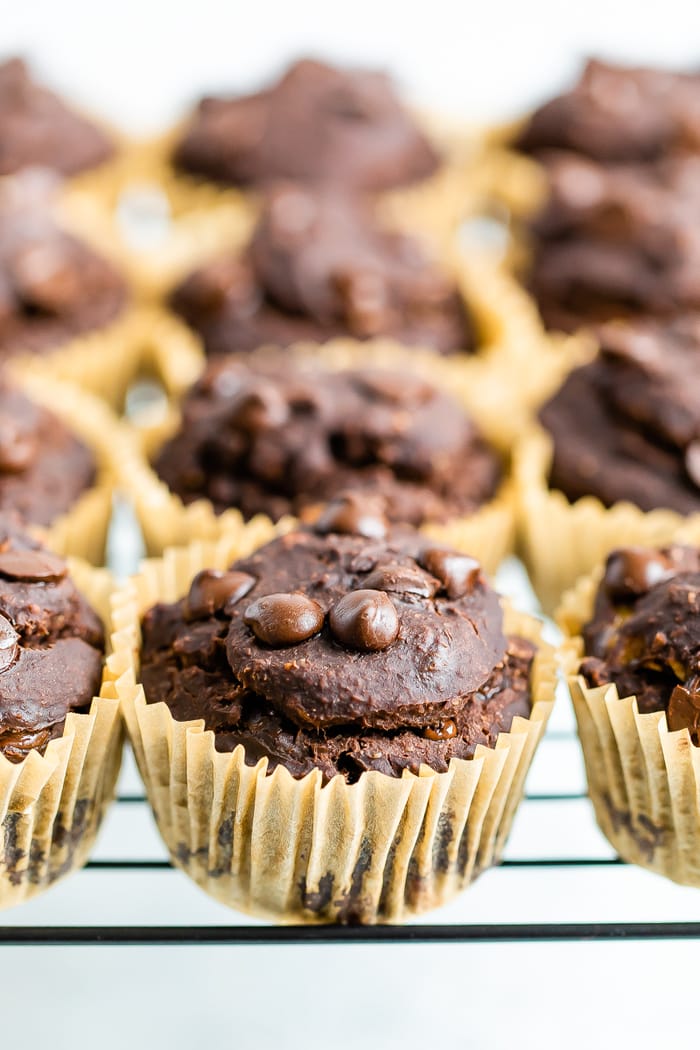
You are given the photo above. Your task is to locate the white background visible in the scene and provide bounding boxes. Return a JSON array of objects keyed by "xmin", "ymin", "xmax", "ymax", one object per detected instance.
[{"xmin": 3, "ymin": 3, "xmax": 700, "ymax": 1047}]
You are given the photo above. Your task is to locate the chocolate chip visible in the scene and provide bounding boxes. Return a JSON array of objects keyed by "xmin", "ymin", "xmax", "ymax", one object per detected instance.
[
  {"xmin": 0, "ymin": 549, "xmax": 67, "ymax": 582},
  {"xmin": 686, "ymin": 441, "xmax": 700, "ymax": 490},
  {"xmin": 244, "ymin": 592, "xmax": 324, "ymax": 646},
  {"xmin": 667, "ymin": 677, "xmax": 700, "ymax": 739},
  {"xmin": 363, "ymin": 562, "xmax": 438, "ymax": 598},
  {"xmin": 12, "ymin": 241, "xmax": 82, "ymax": 312},
  {"xmin": 354, "ymin": 371, "xmax": 432, "ymax": 406},
  {"xmin": 185, "ymin": 569, "xmax": 255, "ymax": 620},
  {"xmin": 0, "ymin": 613, "xmax": 18, "ymax": 673},
  {"xmin": 423, "ymin": 719, "xmax": 457, "ymax": 741},
  {"xmin": 230, "ymin": 381, "xmax": 289, "ymax": 432},
  {"xmin": 314, "ymin": 493, "xmax": 388, "ymax": 540},
  {"xmin": 329, "ymin": 589, "xmax": 399, "ymax": 651},
  {"xmin": 603, "ymin": 548, "xmax": 674, "ymax": 600},
  {"xmin": 0, "ymin": 420, "xmax": 36, "ymax": 473},
  {"xmin": 420, "ymin": 548, "xmax": 481, "ymax": 599}
]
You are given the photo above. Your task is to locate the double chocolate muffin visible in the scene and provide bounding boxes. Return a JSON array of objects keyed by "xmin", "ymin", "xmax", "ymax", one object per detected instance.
[
  {"xmin": 154, "ymin": 356, "xmax": 501, "ymax": 525},
  {"xmin": 171, "ymin": 182, "xmax": 474, "ymax": 356},
  {"xmin": 539, "ymin": 315, "xmax": 700, "ymax": 515},
  {"xmin": 580, "ymin": 544, "xmax": 700, "ymax": 739},
  {"xmin": 527, "ymin": 152, "xmax": 700, "ymax": 331},
  {"xmin": 0, "ymin": 381, "xmax": 97, "ymax": 526},
  {"xmin": 0, "ymin": 513, "xmax": 105, "ymax": 762},
  {"xmin": 0, "ymin": 58, "xmax": 114, "ymax": 177},
  {"xmin": 517, "ymin": 58, "xmax": 700, "ymax": 163},
  {"xmin": 140, "ymin": 518, "xmax": 534, "ymax": 782},
  {"xmin": 0, "ymin": 172, "xmax": 128, "ymax": 357},
  {"xmin": 173, "ymin": 58, "xmax": 439, "ymax": 192}
]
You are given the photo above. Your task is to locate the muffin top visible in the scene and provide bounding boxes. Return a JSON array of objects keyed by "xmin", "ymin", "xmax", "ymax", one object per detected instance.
[
  {"xmin": 528, "ymin": 152, "xmax": 700, "ymax": 331},
  {"xmin": 0, "ymin": 381, "xmax": 96, "ymax": 526},
  {"xmin": 0, "ymin": 58, "xmax": 114, "ymax": 177},
  {"xmin": 540, "ymin": 315, "xmax": 700, "ymax": 515},
  {"xmin": 140, "ymin": 520, "xmax": 534, "ymax": 781},
  {"xmin": 171, "ymin": 183, "xmax": 473, "ymax": 356},
  {"xmin": 0, "ymin": 512, "xmax": 104, "ymax": 762},
  {"xmin": 154, "ymin": 357, "xmax": 501, "ymax": 524},
  {"xmin": 580, "ymin": 544, "xmax": 700, "ymax": 740},
  {"xmin": 517, "ymin": 58, "xmax": 700, "ymax": 162},
  {"xmin": 173, "ymin": 58, "xmax": 440, "ymax": 191},
  {"xmin": 0, "ymin": 181, "xmax": 128, "ymax": 356}
]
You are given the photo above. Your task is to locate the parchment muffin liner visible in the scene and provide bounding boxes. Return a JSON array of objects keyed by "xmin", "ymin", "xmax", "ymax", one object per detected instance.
[
  {"xmin": 516, "ymin": 422, "xmax": 694, "ymax": 616},
  {"xmin": 557, "ymin": 561, "xmax": 700, "ymax": 886},
  {"xmin": 0, "ymin": 557, "xmax": 123, "ymax": 909},
  {"xmin": 106, "ymin": 534, "xmax": 555, "ymax": 923},
  {"xmin": 12, "ymin": 373, "xmax": 129, "ymax": 565},
  {"xmin": 122, "ymin": 334, "xmax": 524, "ymax": 567}
]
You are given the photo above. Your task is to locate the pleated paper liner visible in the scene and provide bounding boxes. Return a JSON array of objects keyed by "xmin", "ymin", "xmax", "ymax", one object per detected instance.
[
  {"xmin": 106, "ymin": 534, "xmax": 556, "ymax": 923},
  {"xmin": 556, "ymin": 558, "xmax": 700, "ymax": 886},
  {"xmin": 516, "ymin": 423, "xmax": 695, "ymax": 616},
  {"xmin": 122, "ymin": 335, "xmax": 523, "ymax": 566},
  {"xmin": 0, "ymin": 557, "xmax": 123, "ymax": 909},
  {"xmin": 12, "ymin": 372, "xmax": 129, "ymax": 565}
]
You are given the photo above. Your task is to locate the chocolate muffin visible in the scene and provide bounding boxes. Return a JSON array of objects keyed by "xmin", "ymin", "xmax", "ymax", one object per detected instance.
[
  {"xmin": 580, "ymin": 544, "xmax": 700, "ymax": 739},
  {"xmin": 0, "ymin": 512, "xmax": 105, "ymax": 762},
  {"xmin": 0, "ymin": 381, "xmax": 96, "ymax": 526},
  {"xmin": 153, "ymin": 356, "xmax": 501, "ymax": 524},
  {"xmin": 539, "ymin": 315, "xmax": 700, "ymax": 515},
  {"xmin": 0, "ymin": 58, "xmax": 114, "ymax": 177},
  {"xmin": 171, "ymin": 183, "xmax": 473, "ymax": 356},
  {"xmin": 527, "ymin": 152, "xmax": 700, "ymax": 331},
  {"xmin": 140, "ymin": 521, "xmax": 534, "ymax": 782},
  {"xmin": 0, "ymin": 189, "xmax": 128, "ymax": 357},
  {"xmin": 517, "ymin": 58, "xmax": 700, "ymax": 163},
  {"xmin": 173, "ymin": 58, "xmax": 440, "ymax": 191}
]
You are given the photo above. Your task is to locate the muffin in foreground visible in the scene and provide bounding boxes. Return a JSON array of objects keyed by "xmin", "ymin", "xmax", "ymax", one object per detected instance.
[
  {"xmin": 170, "ymin": 182, "xmax": 475, "ymax": 357},
  {"xmin": 111, "ymin": 518, "xmax": 555, "ymax": 923},
  {"xmin": 559, "ymin": 543, "xmax": 700, "ymax": 885},
  {"xmin": 0, "ymin": 512, "xmax": 121, "ymax": 907},
  {"xmin": 516, "ymin": 315, "xmax": 700, "ymax": 613}
]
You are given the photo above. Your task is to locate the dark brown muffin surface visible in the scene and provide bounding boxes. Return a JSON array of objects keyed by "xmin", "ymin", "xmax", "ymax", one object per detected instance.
[
  {"xmin": 581, "ymin": 545, "xmax": 700, "ymax": 740},
  {"xmin": 140, "ymin": 523, "xmax": 534, "ymax": 782},
  {"xmin": 171, "ymin": 183, "xmax": 473, "ymax": 356},
  {"xmin": 173, "ymin": 58, "xmax": 440, "ymax": 191},
  {"xmin": 539, "ymin": 315, "xmax": 700, "ymax": 515},
  {"xmin": 154, "ymin": 357, "xmax": 501, "ymax": 525},
  {"xmin": 0, "ymin": 382, "xmax": 96, "ymax": 527},
  {"xmin": 0, "ymin": 513, "xmax": 105, "ymax": 762},
  {"xmin": 0, "ymin": 58, "xmax": 114, "ymax": 176},
  {"xmin": 517, "ymin": 58, "xmax": 700, "ymax": 163},
  {"xmin": 527, "ymin": 152, "xmax": 700, "ymax": 331}
]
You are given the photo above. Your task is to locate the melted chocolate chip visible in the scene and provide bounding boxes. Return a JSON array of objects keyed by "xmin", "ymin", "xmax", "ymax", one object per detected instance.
[
  {"xmin": 244, "ymin": 592, "xmax": 325, "ymax": 647},
  {"xmin": 0, "ymin": 548, "xmax": 67, "ymax": 582},
  {"xmin": 0, "ymin": 613, "xmax": 18, "ymax": 673},
  {"xmin": 423, "ymin": 719, "xmax": 457, "ymax": 741},
  {"xmin": 329, "ymin": 589, "xmax": 399, "ymax": 651},
  {"xmin": 603, "ymin": 548, "xmax": 674, "ymax": 600},
  {"xmin": 363, "ymin": 562, "xmax": 438, "ymax": 598},
  {"xmin": 185, "ymin": 569, "xmax": 255, "ymax": 621},
  {"xmin": 314, "ymin": 493, "xmax": 388, "ymax": 540},
  {"xmin": 420, "ymin": 548, "xmax": 481, "ymax": 599},
  {"xmin": 230, "ymin": 382, "xmax": 289, "ymax": 432},
  {"xmin": 668, "ymin": 677, "xmax": 700, "ymax": 739}
]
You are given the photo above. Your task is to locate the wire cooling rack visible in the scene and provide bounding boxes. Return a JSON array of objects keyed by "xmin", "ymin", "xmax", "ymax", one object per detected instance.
[{"xmin": 3, "ymin": 523, "xmax": 700, "ymax": 947}]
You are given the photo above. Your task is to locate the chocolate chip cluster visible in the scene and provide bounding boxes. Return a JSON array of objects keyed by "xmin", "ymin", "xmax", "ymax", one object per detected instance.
[
  {"xmin": 140, "ymin": 509, "xmax": 534, "ymax": 782},
  {"xmin": 0, "ymin": 513, "xmax": 105, "ymax": 761},
  {"xmin": 581, "ymin": 544, "xmax": 700, "ymax": 739},
  {"xmin": 155, "ymin": 357, "xmax": 500, "ymax": 526}
]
